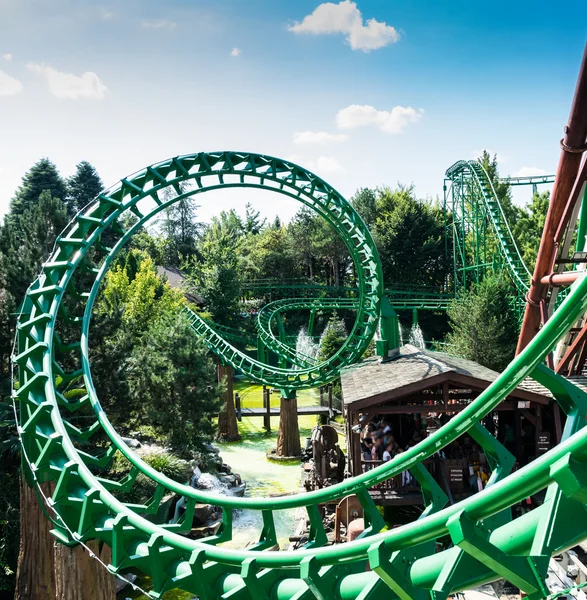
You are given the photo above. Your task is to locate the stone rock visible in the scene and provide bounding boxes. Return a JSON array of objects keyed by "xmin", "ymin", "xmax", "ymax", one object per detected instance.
[
  {"xmin": 121, "ymin": 436, "xmax": 142, "ymax": 449},
  {"xmin": 193, "ymin": 503, "xmax": 212, "ymax": 526},
  {"xmin": 231, "ymin": 484, "xmax": 246, "ymax": 497},
  {"xmin": 218, "ymin": 474, "xmax": 238, "ymax": 487}
]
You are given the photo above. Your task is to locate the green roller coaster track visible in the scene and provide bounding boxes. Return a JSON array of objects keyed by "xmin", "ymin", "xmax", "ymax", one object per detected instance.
[
  {"xmin": 13, "ymin": 151, "xmax": 587, "ymax": 600},
  {"xmin": 445, "ymin": 160, "xmax": 541, "ymax": 295}
]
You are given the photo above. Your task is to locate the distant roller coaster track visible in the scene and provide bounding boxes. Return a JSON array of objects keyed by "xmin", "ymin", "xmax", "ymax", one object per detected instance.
[{"xmin": 14, "ymin": 150, "xmax": 587, "ymax": 600}]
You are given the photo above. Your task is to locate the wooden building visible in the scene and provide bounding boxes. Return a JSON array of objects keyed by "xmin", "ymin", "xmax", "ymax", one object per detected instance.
[{"xmin": 340, "ymin": 345, "xmax": 553, "ymax": 505}]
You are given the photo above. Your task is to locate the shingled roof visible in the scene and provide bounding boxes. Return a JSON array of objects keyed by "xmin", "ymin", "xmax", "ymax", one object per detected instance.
[
  {"xmin": 340, "ymin": 345, "xmax": 552, "ymax": 409},
  {"xmin": 156, "ymin": 266, "xmax": 203, "ymax": 305}
]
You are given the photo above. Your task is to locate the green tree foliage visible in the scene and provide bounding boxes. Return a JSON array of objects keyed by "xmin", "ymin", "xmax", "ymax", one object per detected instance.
[
  {"xmin": 373, "ymin": 185, "xmax": 448, "ymax": 289},
  {"xmin": 244, "ymin": 202, "xmax": 266, "ymax": 235},
  {"xmin": 478, "ymin": 150, "xmax": 519, "ymax": 225},
  {"xmin": 351, "ymin": 187, "xmax": 378, "ymax": 229},
  {"xmin": 100, "ymin": 251, "xmax": 185, "ymax": 332},
  {"xmin": 92, "ymin": 249, "xmax": 222, "ymax": 449},
  {"xmin": 444, "ymin": 276, "xmax": 518, "ymax": 371},
  {"xmin": 0, "ymin": 190, "xmax": 69, "ymax": 312},
  {"xmin": 186, "ymin": 220, "xmax": 242, "ymax": 326},
  {"xmin": 128, "ymin": 312, "xmax": 222, "ymax": 453},
  {"xmin": 317, "ymin": 315, "xmax": 347, "ymax": 398},
  {"xmin": 160, "ymin": 190, "xmax": 202, "ymax": 266},
  {"xmin": 288, "ymin": 208, "xmax": 318, "ymax": 279},
  {"xmin": 67, "ymin": 160, "xmax": 104, "ymax": 214},
  {"xmin": 514, "ymin": 191, "xmax": 550, "ymax": 268},
  {"xmin": 5, "ymin": 158, "xmax": 68, "ymax": 223},
  {"xmin": 317, "ymin": 315, "xmax": 347, "ymax": 362},
  {"xmin": 241, "ymin": 224, "xmax": 298, "ymax": 281}
]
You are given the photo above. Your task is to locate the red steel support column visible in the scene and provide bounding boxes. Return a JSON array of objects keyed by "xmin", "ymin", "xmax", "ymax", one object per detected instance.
[{"xmin": 517, "ymin": 42, "xmax": 587, "ymax": 353}]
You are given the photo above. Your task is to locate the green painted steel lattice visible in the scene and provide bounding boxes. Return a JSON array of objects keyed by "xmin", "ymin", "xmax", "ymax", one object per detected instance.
[
  {"xmin": 445, "ymin": 160, "xmax": 531, "ymax": 295},
  {"xmin": 13, "ymin": 151, "xmax": 587, "ymax": 600}
]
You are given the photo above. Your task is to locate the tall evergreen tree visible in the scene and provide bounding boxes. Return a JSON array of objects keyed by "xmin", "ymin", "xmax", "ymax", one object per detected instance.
[
  {"xmin": 5, "ymin": 158, "xmax": 67, "ymax": 224},
  {"xmin": 128, "ymin": 312, "xmax": 222, "ymax": 453},
  {"xmin": 160, "ymin": 193, "xmax": 202, "ymax": 266},
  {"xmin": 67, "ymin": 161, "xmax": 104, "ymax": 214},
  {"xmin": 445, "ymin": 276, "xmax": 518, "ymax": 371},
  {"xmin": 0, "ymin": 190, "xmax": 68, "ymax": 309}
]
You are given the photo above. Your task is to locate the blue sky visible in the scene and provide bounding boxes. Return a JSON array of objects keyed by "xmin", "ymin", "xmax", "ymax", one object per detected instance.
[{"xmin": 0, "ymin": 0, "xmax": 585, "ymax": 223}]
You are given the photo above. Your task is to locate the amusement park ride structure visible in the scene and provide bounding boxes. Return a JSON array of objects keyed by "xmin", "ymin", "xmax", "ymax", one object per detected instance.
[{"xmin": 11, "ymin": 43, "xmax": 587, "ymax": 600}]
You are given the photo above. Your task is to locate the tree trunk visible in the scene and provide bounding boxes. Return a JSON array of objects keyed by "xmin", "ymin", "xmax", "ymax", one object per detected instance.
[
  {"xmin": 16, "ymin": 479, "xmax": 56, "ymax": 599},
  {"xmin": 276, "ymin": 395, "xmax": 301, "ymax": 457},
  {"xmin": 16, "ymin": 478, "xmax": 116, "ymax": 600},
  {"xmin": 216, "ymin": 364, "xmax": 241, "ymax": 441},
  {"xmin": 54, "ymin": 541, "xmax": 115, "ymax": 600}
]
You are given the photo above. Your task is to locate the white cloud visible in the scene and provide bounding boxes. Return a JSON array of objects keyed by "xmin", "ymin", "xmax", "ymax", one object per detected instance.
[
  {"xmin": 27, "ymin": 63, "xmax": 107, "ymax": 100},
  {"xmin": 3, "ymin": 53, "xmax": 12, "ymax": 61},
  {"xmin": 289, "ymin": 1, "xmax": 399, "ymax": 52},
  {"xmin": 336, "ymin": 104, "xmax": 423, "ymax": 134},
  {"xmin": 231, "ymin": 47, "xmax": 242, "ymax": 57},
  {"xmin": 141, "ymin": 19, "xmax": 176, "ymax": 29},
  {"xmin": 0, "ymin": 71, "xmax": 23, "ymax": 96},
  {"xmin": 512, "ymin": 166, "xmax": 549, "ymax": 177},
  {"xmin": 471, "ymin": 149, "xmax": 508, "ymax": 164},
  {"xmin": 102, "ymin": 11, "xmax": 115, "ymax": 20},
  {"xmin": 293, "ymin": 130, "xmax": 349, "ymax": 144},
  {"xmin": 287, "ymin": 154, "xmax": 344, "ymax": 174}
]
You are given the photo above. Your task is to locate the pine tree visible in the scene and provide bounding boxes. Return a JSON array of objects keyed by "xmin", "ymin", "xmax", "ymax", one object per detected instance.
[
  {"xmin": 67, "ymin": 161, "xmax": 104, "ymax": 214},
  {"xmin": 5, "ymin": 158, "xmax": 67, "ymax": 224},
  {"xmin": 445, "ymin": 276, "xmax": 518, "ymax": 371},
  {"xmin": 128, "ymin": 312, "xmax": 222, "ymax": 453},
  {"xmin": 160, "ymin": 194, "xmax": 202, "ymax": 266},
  {"xmin": 0, "ymin": 190, "xmax": 68, "ymax": 309}
]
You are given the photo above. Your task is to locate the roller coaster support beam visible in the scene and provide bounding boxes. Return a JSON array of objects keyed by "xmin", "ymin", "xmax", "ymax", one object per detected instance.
[
  {"xmin": 518, "ymin": 41, "xmax": 587, "ymax": 353},
  {"xmin": 540, "ymin": 271, "xmax": 581, "ymax": 287}
]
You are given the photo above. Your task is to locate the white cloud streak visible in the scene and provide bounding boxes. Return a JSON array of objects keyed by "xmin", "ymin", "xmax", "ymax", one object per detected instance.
[
  {"xmin": 3, "ymin": 53, "xmax": 12, "ymax": 61},
  {"xmin": 141, "ymin": 19, "xmax": 176, "ymax": 29},
  {"xmin": 231, "ymin": 47, "xmax": 242, "ymax": 57},
  {"xmin": 336, "ymin": 104, "xmax": 423, "ymax": 134},
  {"xmin": 293, "ymin": 130, "xmax": 349, "ymax": 144},
  {"xmin": 0, "ymin": 71, "xmax": 23, "ymax": 96},
  {"xmin": 289, "ymin": 1, "xmax": 399, "ymax": 52},
  {"xmin": 27, "ymin": 63, "xmax": 107, "ymax": 100}
]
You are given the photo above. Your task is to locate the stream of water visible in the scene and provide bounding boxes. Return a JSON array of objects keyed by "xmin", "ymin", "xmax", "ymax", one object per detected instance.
[{"xmin": 130, "ymin": 383, "xmax": 319, "ymax": 599}]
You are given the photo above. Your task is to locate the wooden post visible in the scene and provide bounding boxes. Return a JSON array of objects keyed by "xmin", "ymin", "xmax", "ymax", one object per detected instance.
[
  {"xmin": 235, "ymin": 393, "xmax": 241, "ymax": 422},
  {"xmin": 216, "ymin": 365, "xmax": 241, "ymax": 441},
  {"xmin": 328, "ymin": 384, "xmax": 333, "ymax": 417},
  {"xmin": 264, "ymin": 387, "xmax": 271, "ymax": 433}
]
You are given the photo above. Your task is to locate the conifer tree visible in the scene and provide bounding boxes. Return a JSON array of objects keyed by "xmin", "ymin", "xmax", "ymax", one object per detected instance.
[
  {"xmin": 5, "ymin": 158, "xmax": 67, "ymax": 224},
  {"xmin": 68, "ymin": 160, "xmax": 104, "ymax": 214}
]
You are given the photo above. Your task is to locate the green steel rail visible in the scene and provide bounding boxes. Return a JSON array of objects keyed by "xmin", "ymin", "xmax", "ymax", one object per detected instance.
[
  {"xmin": 243, "ymin": 279, "xmax": 452, "ymax": 310},
  {"xmin": 13, "ymin": 151, "xmax": 587, "ymax": 600},
  {"xmin": 446, "ymin": 160, "xmax": 531, "ymax": 294}
]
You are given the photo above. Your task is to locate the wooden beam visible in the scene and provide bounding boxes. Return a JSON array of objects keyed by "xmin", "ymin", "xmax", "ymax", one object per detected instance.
[{"xmin": 556, "ymin": 321, "xmax": 587, "ymax": 375}]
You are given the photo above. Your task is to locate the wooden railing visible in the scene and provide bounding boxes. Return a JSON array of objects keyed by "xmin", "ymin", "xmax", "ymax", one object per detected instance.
[{"xmin": 361, "ymin": 459, "xmax": 421, "ymax": 492}]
